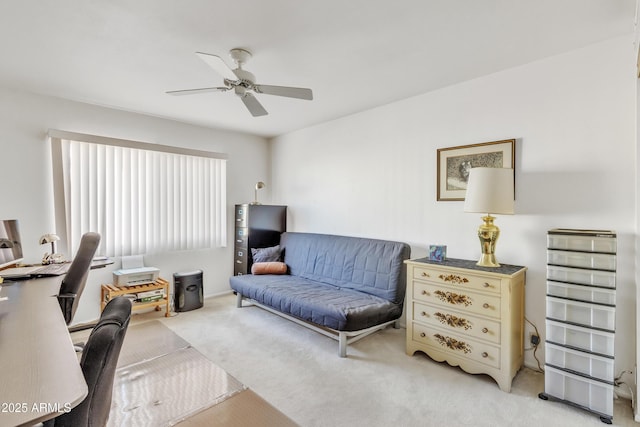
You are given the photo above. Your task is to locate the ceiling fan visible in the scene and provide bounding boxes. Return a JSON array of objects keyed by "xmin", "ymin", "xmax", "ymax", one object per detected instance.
[{"xmin": 167, "ymin": 48, "xmax": 313, "ymax": 117}]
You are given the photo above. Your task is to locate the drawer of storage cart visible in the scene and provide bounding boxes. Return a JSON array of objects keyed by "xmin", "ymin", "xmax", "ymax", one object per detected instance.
[
  {"xmin": 412, "ymin": 281, "xmax": 501, "ymax": 319},
  {"xmin": 412, "ymin": 323, "xmax": 500, "ymax": 369},
  {"xmin": 546, "ymin": 281, "xmax": 616, "ymax": 306},
  {"xmin": 546, "ymin": 342, "xmax": 614, "ymax": 383},
  {"xmin": 544, "ymin": 365, "xmax": 614, "ymax": 417},
  {"xmin": 546, "ymin": 265, "xmax": 615, "ymax": 288},
  {"xmin": 546, "ymin": 296, "xmax": 615, "ymax": 331},
  {"xmin": 546, "ymin": 319, "xmax": 614, "ymax": 357},
  {"xmin": 547, "ymin": 250, "xmax": 616, "ymax": 271},
  {"xmin": 411, "ymin": 265, "xmax": 501, "ymax": 294},
  {"xmin": 412, "ymin": 302, "xmax": 501, "ymax": 344},
  {"xmin": 547, "ymin": 233, "xmax": 616, "ymax": 253}
]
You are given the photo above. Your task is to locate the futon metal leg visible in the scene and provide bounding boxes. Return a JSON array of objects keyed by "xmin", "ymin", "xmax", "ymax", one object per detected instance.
[
  {"xmin": 236, "ymin": 293, "xmax": 243, "ymax": 308},
  {"xmin": 339, "ymin": 333, "xmax": 347, "ymax": 357},
  {"xmin": 393, "ymin": 320, "xmax": 401, "ymax": 329}
]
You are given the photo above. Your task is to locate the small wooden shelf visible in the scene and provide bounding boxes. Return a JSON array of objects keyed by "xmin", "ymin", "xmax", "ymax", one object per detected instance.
[{"xmin": 101, "ymin": 278, "xmax": 170, "ymax": 317}]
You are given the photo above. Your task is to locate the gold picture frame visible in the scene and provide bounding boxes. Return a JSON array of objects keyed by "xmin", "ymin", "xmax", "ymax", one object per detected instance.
[{"xmin": 437, "ymin": 139, "xmax": 515, "ymax": 201}]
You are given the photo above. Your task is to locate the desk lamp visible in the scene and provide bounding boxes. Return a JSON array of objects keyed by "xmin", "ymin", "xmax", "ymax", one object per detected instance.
[
  {"xmin": 39, "ymin": 233, "xmax": 61, "ymax": 264},
  {"xmin": 463, "ymin": 167, "xmax": 514, "ymax": 267},
  {"xmin": 252, "ymin": 181, "xmax": 265, "ymax": 205}
]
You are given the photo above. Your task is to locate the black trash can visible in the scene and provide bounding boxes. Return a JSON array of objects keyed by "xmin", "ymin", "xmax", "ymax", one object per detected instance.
[{"xmin": 173, "ymin": 270, "xmax": 203, "ymax": 312}]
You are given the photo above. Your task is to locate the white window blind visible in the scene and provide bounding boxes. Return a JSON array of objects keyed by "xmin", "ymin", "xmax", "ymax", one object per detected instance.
[{"xmin": 49, "ymin": 131, "xmax": 227, "ymax": 257}]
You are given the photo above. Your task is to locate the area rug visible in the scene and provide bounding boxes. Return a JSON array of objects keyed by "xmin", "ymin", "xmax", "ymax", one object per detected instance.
[{"xmin": 107, "ymin": 321, "xmax": 245, "ymax": 427}]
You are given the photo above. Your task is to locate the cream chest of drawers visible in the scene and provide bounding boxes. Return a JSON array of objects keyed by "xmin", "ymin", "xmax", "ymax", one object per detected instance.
[{"xmin": 405, "ymin": 258, "xmax": 526, "ymax": 392}]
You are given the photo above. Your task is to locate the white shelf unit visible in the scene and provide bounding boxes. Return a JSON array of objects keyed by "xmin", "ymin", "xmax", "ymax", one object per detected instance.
[{"xmin": 539, "ymin": 229, "xmax": 616, "ymax": 424}]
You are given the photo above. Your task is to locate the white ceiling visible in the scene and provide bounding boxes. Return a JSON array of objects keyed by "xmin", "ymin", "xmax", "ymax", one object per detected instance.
[{"xmin": 0, "ymin": 1, "xmax": 635, "ymax": 138}]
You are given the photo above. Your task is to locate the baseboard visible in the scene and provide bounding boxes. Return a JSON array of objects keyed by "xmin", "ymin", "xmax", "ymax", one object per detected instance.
[{"xmin": 204, "ymin": 289, "xmax": 234, "ymax": 300}]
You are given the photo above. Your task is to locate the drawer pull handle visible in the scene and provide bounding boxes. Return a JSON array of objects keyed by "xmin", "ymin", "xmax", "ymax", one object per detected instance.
[
  {"xmin": 438, "ymin": 274, "xmax": 469, "ymax": 285},
  {"xmin": 421, "ymin": 290, "xmax": 430, "ymax": 296},
  {"xmin": 433, "ymin": 333, "xmax": 471, "ymax": 354},
  {"xmin": 421, "ymin": 272, "xmax": 430, "ymax": 278},
  {"xmin": 482, "ymin": 303, "xmax": 490, "ymax": 309},
  {"xmin": 421, "ymin": 311, "xmax": 428, "ymax": 317},
  {"xmin": 481, "ymin": 352, "xmax": 489, "ymax": 358},
  {"xmin": 482, "ymin": 327, "xmax": 489, "ymax": 334},
  {"xmin": 434, "ymin": 290, "xmax": 472, "ymax": 307},
  {"xmin": 420, "ymin": 332, "xmax": 426, "ymax": 338},
  {"xmin": 434, "ymin": 312, "xmax": 471, "ymax": 330},
  {"xmin": 483, "ymin": 282, "xmax": 491, "ymax": 288}
]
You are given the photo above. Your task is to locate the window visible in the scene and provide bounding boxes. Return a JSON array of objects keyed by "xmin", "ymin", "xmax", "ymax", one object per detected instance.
[{"xmin": 49, "ymin": 130, "xmax": 227, "ymax": 257}]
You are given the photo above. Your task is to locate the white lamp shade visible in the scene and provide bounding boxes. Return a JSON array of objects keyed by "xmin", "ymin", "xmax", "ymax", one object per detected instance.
[
  {"xmin": 464, "ymin": 167, "xmax": 514, "ymax": 215},
  {"xmin": 39, "ymin": 233, "xmax": 60, "ymax": 245}
]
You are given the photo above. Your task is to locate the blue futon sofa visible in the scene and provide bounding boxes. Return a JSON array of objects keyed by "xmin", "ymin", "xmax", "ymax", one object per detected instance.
[{"xmin": 229, "ymin": 232, "xmax": 411, "ymax": 356}]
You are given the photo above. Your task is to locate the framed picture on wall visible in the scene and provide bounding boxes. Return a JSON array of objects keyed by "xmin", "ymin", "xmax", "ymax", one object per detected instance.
[{"xmin": 436, "ymin": 139, "xmax": 515, "ymax": 201}]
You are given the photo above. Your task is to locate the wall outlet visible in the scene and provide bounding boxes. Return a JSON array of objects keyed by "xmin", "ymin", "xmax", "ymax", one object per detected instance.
[{"xmin": 530, "ymin": 333, "xmax": 540, "ymax": 346}]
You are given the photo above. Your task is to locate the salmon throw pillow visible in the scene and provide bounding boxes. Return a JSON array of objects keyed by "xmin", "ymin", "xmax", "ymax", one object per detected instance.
[{"xmin": 251, "ymin": 262, "xmax": 288, "ymax": 275}]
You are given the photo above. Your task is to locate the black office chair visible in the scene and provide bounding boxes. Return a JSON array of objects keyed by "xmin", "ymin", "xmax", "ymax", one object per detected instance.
[
  {"xmin": 44, "ymin": 297, "xmax": 132, "ymax": 427},
  {"xmin": 57, "ymin": 232, "xmax": 101, "ymax": 325}
]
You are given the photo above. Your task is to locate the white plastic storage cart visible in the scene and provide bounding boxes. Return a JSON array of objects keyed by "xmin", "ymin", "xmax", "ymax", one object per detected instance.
[{"xmin": 539, "ymin": 229, "xmax": 616, "ymax": 424}]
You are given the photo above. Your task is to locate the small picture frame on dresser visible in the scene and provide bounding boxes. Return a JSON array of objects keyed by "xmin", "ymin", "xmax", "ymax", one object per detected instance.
[{"xmin": 428, "ymin": 245, "xmax": 447, "ymax": 262}]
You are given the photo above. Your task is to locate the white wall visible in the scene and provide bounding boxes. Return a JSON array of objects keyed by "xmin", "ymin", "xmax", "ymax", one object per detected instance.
[
  {"xmin": 0, "ymin": 87, "xmax": 270, "ymax": 324},
  {"xmin": 271, "ymin": 36, "xmax": 637, "ymax": 383}
]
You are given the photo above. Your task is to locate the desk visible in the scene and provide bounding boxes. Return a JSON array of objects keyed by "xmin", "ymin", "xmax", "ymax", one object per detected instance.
[{"xmin": 0, "ymin": 277, "xmax": 87, "ymax": 426}]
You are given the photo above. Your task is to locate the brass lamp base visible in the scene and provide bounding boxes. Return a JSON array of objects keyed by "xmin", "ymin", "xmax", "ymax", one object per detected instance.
[{"xmin": 476, "ymin": 215, "xmax": 501, "ymax": 267}]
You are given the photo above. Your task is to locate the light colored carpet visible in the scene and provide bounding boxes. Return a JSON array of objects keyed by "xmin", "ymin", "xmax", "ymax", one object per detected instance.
[{"xmin": 154, "ymin": 293, "xmax": 636, "ymax": 427}]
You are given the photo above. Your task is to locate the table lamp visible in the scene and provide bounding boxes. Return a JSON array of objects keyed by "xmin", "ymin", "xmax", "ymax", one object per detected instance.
[
  {"xmin": 39, "ymin": 233, "xmax": 61, "ymax": 264},
  {"xmin": 252, "ymin": 181, "xmax": 265, "ymax": 205},
  {"xmin": 463, "ymin": 167, "xmax": 514, "ymax": 267}
]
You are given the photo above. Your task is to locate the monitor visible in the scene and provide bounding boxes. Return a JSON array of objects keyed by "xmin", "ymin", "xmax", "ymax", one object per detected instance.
[{"xmin": 0, "ymin": 219, "xmax": 24, "ymax": 269}]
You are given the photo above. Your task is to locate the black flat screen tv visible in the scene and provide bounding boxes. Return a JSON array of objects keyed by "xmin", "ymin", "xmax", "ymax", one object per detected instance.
[{"xmin": 0, "ymin": 219, "xmax": 24, "ymax": 269}]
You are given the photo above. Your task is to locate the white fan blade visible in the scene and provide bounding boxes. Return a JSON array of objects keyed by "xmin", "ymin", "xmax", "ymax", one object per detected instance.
[
  {"xmin": 166, "ymin": 87, "xmax": 229, "ymax": 96},
  {"xmin": 196, "ymin": 52, "xmax": 238, "ymax": 81},
  {"xmin": 254, "ymin": 84, "xmax": 313, "ymax": 100},
  {"xmin": 240, "ymin": 93, "xmax": 268, "ymax": 117}
]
